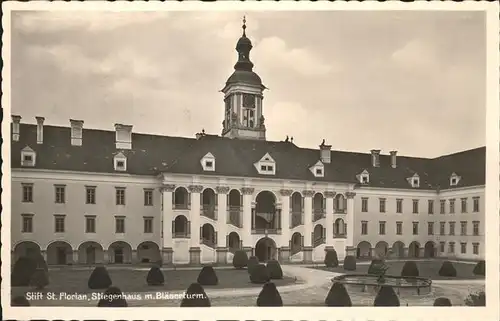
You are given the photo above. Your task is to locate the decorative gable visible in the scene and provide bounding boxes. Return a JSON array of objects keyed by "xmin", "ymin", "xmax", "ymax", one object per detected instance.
[
  {"xmin": 254, "ymin": 153, "xmax": 276, "ymax": 175},
  {"xmin": 407, "ymin": 173, "xmax": 420, "ymax": 188},
  {"xmin": 21, "ymin": 146, "xmax": 36, "ymax": 167},
  {"xmin": 113, "ymin": 152, "xmax": 127, "ymax": 172},
  {"xmin": 449, "ymin": 172, "xmax": 461, "ymax": 187},
  {"xmin": 309, "ymin": 160, "xmax": 324, "ymax": 178},
  {"xmin": 201, "ymin": 152, "xmax": 215, "ymax": 172},
  {"xmin": 356, "ymin": 169, "xmax": 370, "ymax": 184}
]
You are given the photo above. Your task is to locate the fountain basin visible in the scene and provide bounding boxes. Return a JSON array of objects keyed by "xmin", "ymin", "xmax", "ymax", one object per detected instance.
[{"xmin": 332, "ymin": 274, "xmax": 432, "ymax": 296}]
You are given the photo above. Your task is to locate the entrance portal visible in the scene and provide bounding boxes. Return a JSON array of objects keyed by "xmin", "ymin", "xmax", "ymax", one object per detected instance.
[{"xmin": 255, "ymin": 237, "xmax": 277, "ymax": 262}]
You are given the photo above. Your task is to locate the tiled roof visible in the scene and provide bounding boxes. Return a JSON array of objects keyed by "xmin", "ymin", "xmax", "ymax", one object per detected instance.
[{"xmin": 11, "ymin": 123, "xmax": 485, "ymax": 190}]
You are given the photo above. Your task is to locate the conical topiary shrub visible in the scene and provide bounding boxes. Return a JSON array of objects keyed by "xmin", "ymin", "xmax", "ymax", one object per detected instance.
[
  {"xmin": 433, "ymin": 297, "xmax": 452, "ymax": 306},
  {"xmin": 97, "ymin": 286, "xmax": 128, "ymax": 307},
  {"xmin": 373, "ymin": 285, "xmax": 400, "ymax": 306},
  {"xmin": 401, "ymin": 261, "xmax": 419, "ymax": 277},
  {"xmin": 146, "ymin": 266, "xmax": 165, "ymax": 286},
  {"xmin": 11, "ymin": 295, "xmax": 30, "ymax": 306},
  {"xmin": 247, "ymin": 256, "xmax": 259, "ymax": 274},
  {"xmin": 197, "ymin": 266, "xmax": 219, "ymax": 286},
  {"xmin": 30, "ymin": 268, "xmax": 49, "ymax": 290},
  {"xmin": 256, "ymin": 282, "xmax": 283, "ymax": 306},
  {"xmin": 266, "ymin": 260, "xmax": 283, "ymax": 280},
  {"xmin": 88, "ymin": 266, "xmax": 112, "ymax": 289},
  {"xmin": 250, "ymin": 264, "xmax": 271, "ymax": 284},
  {"xmin": 473, "ymin": 260, "xmax": 485, "ymax": 276},
  {"xmin": 232, "ymin": 250, "xmax": 248, "ymax": 269},
  {"xmin": 438, "ymin": 261, "xmax": 457, "ymax": 277},
  {"xmin": 11, "ymin": 257, "xmax": 38, "ymax": 287},
  {"xmin": 180, "ymin": 282, "xmax": 211, "ymax": 307},
  {"xmin": 368, "ymin": 259, "xmax": 384, "ymax": 275},
  {"xmin": 343, "ymin": 255, "xmax": 356, "ymax": 271},
  {"xmin": 324, "ymin": 249, "xmax": 339, "ymax": 268},
  {"xmin": 324, "ymin": 282, "xmax": 352, "ymax": 306}
]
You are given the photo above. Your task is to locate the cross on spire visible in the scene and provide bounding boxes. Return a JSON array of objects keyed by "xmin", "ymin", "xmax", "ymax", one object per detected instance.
[{"xmin": 242, "ymin": 15, "xmax": 247, "ymax": 36}]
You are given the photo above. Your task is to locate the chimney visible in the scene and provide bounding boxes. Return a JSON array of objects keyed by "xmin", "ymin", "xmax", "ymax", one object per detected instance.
[
  {"xmin": 11, "ymin": 115, "xmax": 21, "ymax": 141},
  {"xmin": 370, "ymin": 149, "xmax": 381, "ymax": 167},
  {"xmin": 390, "ymin": 151, "xmax": 397, "ymax": 168},
  {"xmin": 114, "ymin": 123, "xmax": 133, "ymax": 149},
  {"xmin": 319, "ymin": 139, "xmax": 332, "ymax": 164},
  {"xmin": 70, "ymin": 119, "xmax": 84, "ymax": 146},
  {"xmin": 36, "ymin": 116, "xmax": 45, "ymax": 144}
]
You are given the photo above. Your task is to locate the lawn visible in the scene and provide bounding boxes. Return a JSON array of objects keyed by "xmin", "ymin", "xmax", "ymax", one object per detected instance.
[
  {"xmin": 11, "ymin": 267, "xmax": 297, "ymax": 298},
  {"xmin": 310, "ymin": 260, "xmax": 484, "ymax": 280}
]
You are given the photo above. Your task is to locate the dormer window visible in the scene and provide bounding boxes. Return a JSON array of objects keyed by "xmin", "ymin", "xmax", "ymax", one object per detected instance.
[
  {"xmin": 114, "ymin": 152, "xmax": 127, "ymax": 172},
  {"xmin": 21, "ymin": 146, "xmax": 36, "ymax": 167},
  {"xmin": 201, "ymin": 152, "xmax": 215, "ymax": 172},
  {"xmin": 450, "ymin": 172, "xmax": 461, "ymax": 187},
  {"xmin": 356, "ymin": 169, "xmax": 370, "ymax": 184},
  {"xmin": 309, "ymin": 160, "xmax": 325, "ymax": 178},
  {"xmin": 407, "ymin": 173, "xmax": 420, "ymax": 188},
  {"xmin": 255, "ymin": 153, "xmax": 276, "ymax": 175}
]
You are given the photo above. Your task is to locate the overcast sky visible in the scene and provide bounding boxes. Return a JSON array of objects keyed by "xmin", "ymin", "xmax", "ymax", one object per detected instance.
[{"xmin": 10, "ymin": 10, "xmax": 486, "ymax": 157}]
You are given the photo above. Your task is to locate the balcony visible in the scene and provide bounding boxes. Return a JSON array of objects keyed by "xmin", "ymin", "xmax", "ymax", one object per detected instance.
[
  {"xmin": 201, "ymin": 204, "xmax": 217, "ymax": 221},
  {"xmin": 173, "ymin": 231, "xmax": 190, "ymax": 239},
  {"xmin": 313, "ymin": 209, "xmax": 326, "ymax": 222},
  {"xmin": 290, "ymin": 211, "xmax": 303, "ymax": 228},
  {"xmin": 334, "ymin": 208, "xmax": 346, "ymax": 214},
  {"xmin": 333, "ymin": 233, "xmax": 347, "ymax": 239},
  {"xmin": 227, "ymin": 206, "xmax": 242, "ymax": 228},
  {"xmin": 313, "ymin": 236, "xmax": 326, "ymax": 247},
  {"xmin": 201, "ymin": 237, "xmax": 216, "ymax": 249},
  {"xmin": 173, "ymin": 203, "xmax": 190, "ymax": 210},
  {"xmin": 251, "ymin": 228, "xmax": 282, "ymax": 235}
]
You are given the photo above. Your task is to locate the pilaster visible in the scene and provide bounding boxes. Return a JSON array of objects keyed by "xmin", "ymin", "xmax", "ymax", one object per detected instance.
[
  {"xmin": 189, "ymin": 247, "xmax": 201, "ymax": 265},
  {"xmin": 161, "ymin": 184, "xmax": 176, "ymax": 248},
  {"xmin": 280, "ymin": 189, "xmax": 292, "ymax": 246},
  {"xmin": 216, "ymin": 247, "xmax": 229, "ymax": 265},
  {"xmin": 216, "ymin": 186, "xmax": 230, "ymax": 247},
  {"xmin": 242, "ymin": 187, "xmax": 254, "ymax": 247},
  {"xmin": 188, "ymin": 185, "xmax": 204, "ymax": 248},
  {"xmin": 303, "ymin": 190, "xmax": 314, "ymax": 247},
  {"xmin": 162, "ymin": 247, "xmax": 174, "ymax": 265},
  {"xmin": 324, "ymin": 191, "xmax": 336, "ymax": 247},
  {"xmin": 131, "ymin": 249, "xmax": 138, "ymax": 264},
  {"xmin": 71, "ymin": 250, "xmax": 78, "ymax": 264},
  {"xmin": 302, "ymin": 246, "xmax": 313, "ymax": 264},
  {"xmin": 279, "ymin": 246, "xmax": 291, "ymax": 263},
  {"xmin": 345, "ymin": 191, "xmax": 356, "ymax": 248}
]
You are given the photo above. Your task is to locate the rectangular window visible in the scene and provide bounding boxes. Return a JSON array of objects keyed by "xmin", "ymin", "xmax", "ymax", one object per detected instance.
[
  {"xmin": 144, "ymin": 189, "xmax": 153, "ymax": 206},
  {"xmin": 473, "ymin": 197, "xmax": 480, "ymax": 212},
  {"xmin": 115, "ymin": 217, "xmax": 125, "ymax": 233},
  {"xmin": 449, "ymin": 242, "xmax": 455, "ymax": 254},
  {"xmin": 427, "ymin": 222, "xmax": 434, "ymax": 235},
  {"xmin": 440, "ymin": 241, "xmax": 445, "ymax": 252},
  {"xmin": 55, "ymin": 185, "xmax": 66, "ymax": 204},
  {"xmin": 460, "ymin": 242, "xmax": 467, "ymax": 254},
  {"xmin": 412, "ymin": 199, "xmax": 419, "ymax": 214},
  {"xmin": 440, "ymin": 221, "xmax": 445, "ymax": 235},
  {"xmin": 361, "ymin": 198, "xmax": 368, "ymax": 212},
  {"xmin": 361, "ymin": 221, "xmax": 368, "ymax": 235},
  {"xmin": 396, "ymin": 221, "xmax": 403, "ymax": 235},
  {"xmin": 396, "ymin": 199, "xmax": 403, "ymax": 213},
  {"xmin": 22, "ymin": 214, "xmax": 33, "ymax": 233},
  {"xmin": 473, "ymin": 221, "xmax": 480, "ymax": 236},
  {"xmin": 85, "ymin": 216, "xmax": 96, "ymax": 233},
  {"xmin": 86, "ymin": 186, "xmax": 96, "ymax": 204},
  {"xmin": 460, "ymin": 221, "xmax": 467, "ymax": 236},
  {"xmin": 440, "ymin": 200, "xmax": 446, "ymax": 214},
  {"xmin": 144, "ymin": 217, "xmax": 153, "ymax": 233},
  {"xmin": 22, "ymin": 183, "xmax": 34, "ymax": 203},
  {"xmin": 449, "ymin": 221, "xmax": 455, "ymax": 235},
  {"xmin": 472, "ymin": 243, "xmax": 479, "ymax": 255},
  {"xmin": 54, "ymin": 215, "xmax": 65, "ymax": 233},
  {"xmin": 116, "ymin": 187, "xmax": 126, "ymax": 205},
  {"xmin": 461, "ymin": 198, "xmax": 467, "ymax": 213},
  {"xmin": 379, "ymin": 198, "xmax": 386, "ymax": 213},
  {"xmin": 412, "ymin": 222, "xmax": 419, "ymax": 235},
  {"xmin": 428, "ymin": 200, "xmax": 434, "ymax": 214},
  {"xmin": 449, "ymin": 199, "xmax": 455, "ymax": 214},
  {"xmin": 379, "ymin": 221, "xmax": 386, "ymax": 235}
]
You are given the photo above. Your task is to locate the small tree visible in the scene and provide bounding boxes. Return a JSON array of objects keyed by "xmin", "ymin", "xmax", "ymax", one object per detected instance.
[
  {"xmin": 250, "ymin": 264, "xmax": 271, "ymax": 284},
  {"xmin": 180, "ymin": 283, "xmax": 211, "ymax": 307},
  {"xmin": 266, "ymin": 260, "xmax": 283, "ymax": 280},
  {"xmin": 247, "ymin": 256, "xmax": 259, "ymax": 274},
  {"xmin": 97, "ymin": 286, "xmax": 128, "ymax": 307},
  {"xmin": 30, "ymin": 268, "xmax": 49, "ymax": 290},
  {"xmin": 464, "ymin": 291, "xmax": 485, "ymax": 306},
  {"xmin": 438, "ymin": 261, "xmax": 457, "ymax": 277},
  {"xmin": 324, "ymin": 249, "xmax": 339, "ymax": 268},
  {"xmin": 11, "ymin": 295, "xmax": 30, "ymax": 306},
  {"xmin": 473, "ymin": 260, "xmax": 485, "ymax": 276},
  {"xmin": 88, "ymin": 266, "xmax": 112, "ymax": 289},
  {"xmin": 256, "ymin": 282, "xmax": 283, "ymax": 306},
  {"xmin": 433, "ymin": 297, "xmax": 452, "ymax": 306},
  {"xmin": 368, "ymin": 260, "xmax": 389, "ymax": 284},
  {"xmin": 373, "ymin": 285, "xmax": 400, "ymax": 306},
  {"xmin": 197, "ymin": 266, "xmax": 219, "ymax": 286},
  {"xmin": 400, "ymin": 261, "xmax": 419, "ymax": 277},
  {"xmin": 324, "ymin": 282, "xmax": 352, "ymax": 306},
  {"xmin": 343, "ymin": 255, "xmax": 356, "ymax": 271},
  {"xmin": 11, "ymin": 257, "xmax": 38, "ymax": 287},
  {"xmin": 146, "ymin": 266, "xmax": 165, "ymax": 286},
  {"xmin": 232, "ymin": 250, "xmax": 248, "ymax": 269}
]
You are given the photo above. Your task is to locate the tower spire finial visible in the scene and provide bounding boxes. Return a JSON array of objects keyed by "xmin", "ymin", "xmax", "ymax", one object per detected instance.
[{"xmin": 242, "ymin": 15, "xmax": 247, "ymax": 36}]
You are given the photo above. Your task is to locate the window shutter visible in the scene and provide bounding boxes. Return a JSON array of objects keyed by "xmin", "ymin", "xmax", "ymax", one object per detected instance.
[
  {"xmin": 215, "ymin": 194, "xmax": 218, "ymax": 206},
  {"xmin": 172, "ymin": 220, "xmax": 175, "ymax": 234},
  {"xmin": 289, "ymin": 240, "xmax": 292, "ymax": 249},
  {"xmin": 289, "ymin": 196, "xmax": 292, "ymax": 210},
  {"xmin": 301, "ymin": 196, "xmax": 304, "ymax": 211},
  {"xmin": 188, "ymin": 192, "xmax": 191, "ymax": 206},
  {"xmin": 200, "ymin": 226, "xmax": 203, "ymax": 240},
  {"xmin": 311, "ymin": 232, "xmax": 314, "ymax": 242},
  {"xmin": 344, "ymin": 223, "xmax": 347, "ymax": 234},
  {"xmin": 214, "ymin": 231, "xmax": 218, "ymax": 245},
  {"xmin": 344, "ymin": 198, "xmax": 347, "ymax": 210},
  {"xmin": 226, "ymin": 234, "xmax": 229, "ymax": 248},
  {"xmin": 239, "ymin": 240, "xmax": 243, "ymax": 249},
  {"xmin": 323, "ymin": 227, "xmax": 326, "ymax": 238},
  {"xmin": 323, "ymin": 198, "xmax": 326, "ymax": 213},
  {"xmin": 240, "ymin": 193, "xmax": 243, "ymax": 207},
  {"xmin": 172, "ymin": 192, "xmax": 175, "ymax": 206},
  {"xmin": 200, "ymin": 192, "xmax": 203, "ymax": 205},
  {"xmin": 187, "ymin": 221, "xmax": 191, "ymax": 235},
  {"xmin": 301, "ymin": 235, "xmax": 304, "ymax": 247}
]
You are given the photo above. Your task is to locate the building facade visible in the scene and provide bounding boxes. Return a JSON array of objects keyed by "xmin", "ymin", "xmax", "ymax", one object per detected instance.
[{"xmin": 10, "ymin": 21, "xmax": 485, "ymax": 266}]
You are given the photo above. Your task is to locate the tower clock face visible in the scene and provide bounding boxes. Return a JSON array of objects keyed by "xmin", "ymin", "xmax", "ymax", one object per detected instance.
[{"xmin": 242, "ymin": 93, "xmax": 255, "ymax": 108}]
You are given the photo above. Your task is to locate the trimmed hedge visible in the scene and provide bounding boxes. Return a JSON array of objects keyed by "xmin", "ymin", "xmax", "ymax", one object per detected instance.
[
  {"xmin": 343, "ymin": 255, "xmax": 356, "ymax": 271},
  {"xmin": 11, "ymin": 257, "xmax": 38, "ymax": 287},
  {"xmin": 324, "ymin": 282, "xmax": 352, "ymax": 306},
  {"xmin": 88, "ymin": 266, "xmax": 112, "ymax": 289},
  {"xmin": 368, "ymin": 259, "xmax": 384, "ymax": 275},
  {"xmin": 473, "ymin": 260, "xmax": 485, "ymax": 276},
  {"xmin": 324, "ymin": 249, "xmax": 339, "ymax": 268},
  {"xmin": 438, "ymin": 261, "xmax": 457, "ymax": 277},
  {"xmin": 464, "ymin": 291, "xmax": 485, "ymax": 306},
  {"xmin": 11, "ymin": 295, "xmax": 30, "ymax": 306},
  {"xmin": 232, "ymin": 250, "xmax": 248, "ymax": 269},
  {"xmin": 30, "ymin": 268, "xmax": 49, "ymax": 290},
  {"xmin": 433, "ymin": 297, "xmax": 452, "ymax": 306},
  {"xmin": 400, "ymin": 261, "xmax": 419, "ymax": 277},
  {"xmin": 373, "ymin": 285, "xmax": 400, "ymax": 306},
  {"xmin": 266, "ymin": 260, "xmax": 283, "ymax": 280},
  {"xmin": 197, "ymin": 266, "xmax": 219, "ymax": 286},
  {"xmin": 146, "ymin": 266, "xmax": 165, "ymax": 286},
  {"xmin": 180, "ymin": 283, "xmax": 211, "ymax": 307},
  {"xmin": 247, "ymin": 256, "xmax": 259, "ymax": 274},
  {"xmin": 249, "ymin": 264, "xmax": 271, "ymax": 284},
  {"xmin": 256, "ymin": 282, "xmax": 283, "ymax": 307},
  {"xmin": 97, "ymin": 286, "xmax": 128, "ymax": 307}
]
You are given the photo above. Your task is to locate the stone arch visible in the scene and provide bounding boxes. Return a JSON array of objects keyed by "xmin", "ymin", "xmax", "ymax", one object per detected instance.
[
  {"xmin": 201, "ymin": 223, "xmax": 216, "ymax": 247},
  {"xmin": 173, "ymin": 215, "xmax": 189, "ymax": 237},
  {"xmin": 290, "ymin": 232, "xmax": 303, "ymax": 254},
  {"xmin": 313, "ymin": 224, "xmax": 325, "ymax": 241},
  {"xmin": 201, "ymin": 188, "xmax": 217, "ymax": 219},
  {"xmin": 334, "ymin": 193, "xmax": 346, "ymax": 212},
  {"xmin": 375, "ymin": 241, "xmax": 389, "ymax": 258},
  {"xmin": 227, "ymin": 189, "xmax": 242, "ymax": 227},
  {"xmin": 173, "ymin": 186, "xmax": 189, "ymax": 209},
  {"xmin": 46, "ymin": 241, "xmax": 73, "ymax": 265},
  {"xmin": 77, "ymin": 241, "xmax": 104, "ymax": 264},
  {"xmin": 254, "ymin": 191, "xmax": 278, "ymax": 230},
  {"xmin": 255, "ymin": 237, "xmax": 277, "ymax": 262},
  {"xmin": 227, "ymin": 232, "xmax": 241, "ymax": 252},
  {"xmin": 424, "ymin": 241, "xmax": 436, "ymax": 258},
  {"xmin": 108, "ymin": 241, "xmax": 133, "ymax": 264},
  {"xmin": 408, "ymin": 241, "xmax": 421, "ymax": 258},
  {"xmin": 334, "ymin": 218, "xmax": 346, "ymax": 236},
  {"xmin": 313, "ymin": 192, "xmax": 325, "ymax": 212},
  {"xmin": 392, "ymin": 241, "xmax": 405, "ymax": 258},
  {"xmin": 356, "ymin": 241, "xmax": 372, "ymax": 258},
  {"xmin": 13, "ymin": 241, "xmax": 42, "ymax": 262},
  {"xmin": 228, "ymin": 189, "xmax": 242, "ymax": 207},
  {"xmin": 137, "ymin": 241, "xmax": 161, "ymax": 263},
  {"xmin": 291, "ymin": 192, "xmax": 303, "ymax": 212}
]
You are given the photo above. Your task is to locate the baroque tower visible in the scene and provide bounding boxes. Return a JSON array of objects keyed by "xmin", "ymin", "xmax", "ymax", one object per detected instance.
[{"xmin": 221, "ymin": 17, "xmax": 267, "ymax": 140}]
